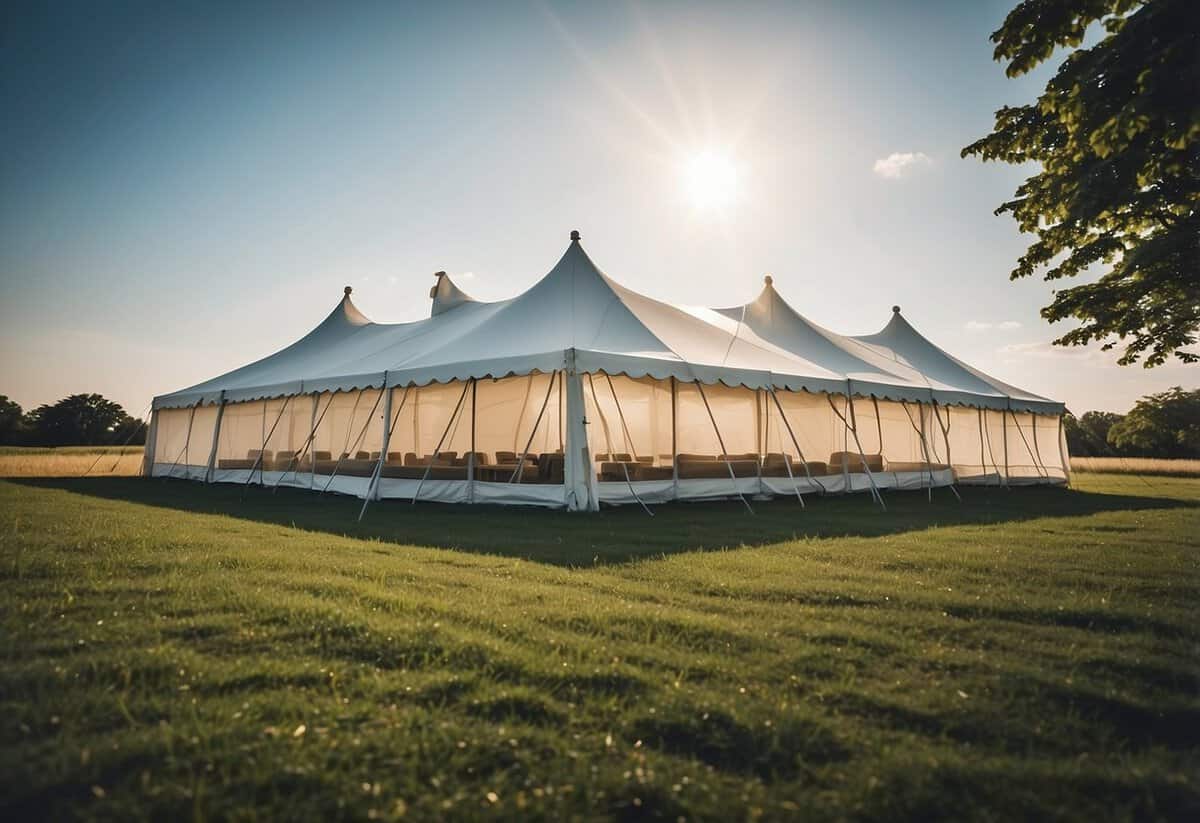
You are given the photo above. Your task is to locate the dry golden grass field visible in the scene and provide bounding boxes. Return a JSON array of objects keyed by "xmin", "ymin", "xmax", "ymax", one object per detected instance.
[
  {"xmin": 0, "ymin": 446, "xmax": 144, "ymax": 478},
  {"xmin": 1070, "ymin": 457, "xmax": 1200, "ymax": 477}
]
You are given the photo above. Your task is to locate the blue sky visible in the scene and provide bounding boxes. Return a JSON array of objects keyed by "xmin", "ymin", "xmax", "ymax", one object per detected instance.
[{"xmin": 1, "ymin": 0, "xmax": 1190, "ymax": 417}]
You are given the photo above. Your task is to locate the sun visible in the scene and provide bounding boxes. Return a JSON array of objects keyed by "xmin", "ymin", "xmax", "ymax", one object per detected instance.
[{"xmin": 682, "ymin": 149, "xmax": 739, "ymax": 210}]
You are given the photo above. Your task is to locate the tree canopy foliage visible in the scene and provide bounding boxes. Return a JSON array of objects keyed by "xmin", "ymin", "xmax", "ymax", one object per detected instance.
[
  {"xmin": 1107, "ymin": 386, "xmax": 1200, "ymax": 457},
  {"xmin": 0, "ymin": 394, "xmax": 145, "ymax": 447},
  {"xmin": 963, "ymin": 0, "xmax": 1199, "ymax": 367}
]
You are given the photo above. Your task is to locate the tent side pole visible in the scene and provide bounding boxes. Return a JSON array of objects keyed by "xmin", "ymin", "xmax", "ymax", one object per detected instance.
[
  {"xmin": 511, "ymin": 371, "xmax": 557, "ymax": 484},
  {"xmin": 694, "ymin": 380, "xmax": 753, "ymax": 514},
  {"xmin": 412, "ymin": 381, "xmax": 470, "ymax": 505},
  {"xmin": 563, "ymin": 350, "xmax": 597, "ymax": 511},
  {"xmin": 359, "ymin": 377, "xmax": 395, "ymax": 520},
  {"xmin": 1002, "ymin": 402, "xmax": 1010, "ymax": 487},
  {"xmin": 468, "ymin": 379, "xmax": 477, "ymax": 503},
  {"xmin": 593, "ymin": 374, "xmax": 652, "ymax": 516},
  {"xmin": 768, "ymin": 387, "xmax": 825, "ymax": 494},
  {"xmin": 245, "ymin": 395, "xmax": 291, "ymax": 488},
  {"xmin": 308, "ymin": 392, "xmax": 319, "ymax": 490},
  {"xmin": 321, "ymin": 388, "xmax": 380, "ymax": 493},
  {"xmin": 274, "ymin": 391, "xmax": 334, "ymax": 493},
  {"xmin": 142, "ymin": 409, "xmax": 159, "ymax": 478},
  {"xmin": 1058, "ymin": 413, "xmax": 1071, "ymax": 487},
  {"xmin": 205, "ymin": 393, "xmax": 226, "ymax": 483},
  {"xmin": 766, "ymin": 388, "xmax": 805, "ymax": 507},
  {"xmin": 163, "ymin": 402, "xmax": 199, "ymax": 481},
  {"xmin": 754, "ymin": 388, "xmax": 764, "ymax": 498},
  {"xmin": 670, "ymin": 377, "xmax": 678, "ymax": 500},
  {"xmin": 829, "ymin": 390, "xmax": 885, "ymax": 510}
]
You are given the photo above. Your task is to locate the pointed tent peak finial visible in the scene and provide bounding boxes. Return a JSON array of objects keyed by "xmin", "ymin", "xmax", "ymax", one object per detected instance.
[
  {"xmin": 429, "ymin": 271, "xmax": 447, "ymax": 299},
  {"xmin": 344, "ymin": 285, "xmax": 353, "ymax": 297},
  {"xmin": 570, "ymin": 229, "xmax": 581, "ymax": 242},
  {"xmin": 763, "ymin": 274, "xmax": 773, "ymax": 286},
  {"xmin": 892, "ymin": 305, "xmax": 901, "ymax": 314}
]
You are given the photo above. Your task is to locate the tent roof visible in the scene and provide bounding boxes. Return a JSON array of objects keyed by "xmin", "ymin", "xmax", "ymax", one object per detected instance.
[
  {"xmin": 153, "ymin": 234, "xmax": 1064, "ymax": 414},
  {"xmin": 852, "ymin": 307, "xmax": 1062, "ymax": 414}
]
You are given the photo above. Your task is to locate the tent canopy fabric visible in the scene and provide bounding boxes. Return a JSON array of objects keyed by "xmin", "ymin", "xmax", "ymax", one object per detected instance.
[{"xmin": 154, "ymin": 234, "xmax": 1063, "ymax": 416}]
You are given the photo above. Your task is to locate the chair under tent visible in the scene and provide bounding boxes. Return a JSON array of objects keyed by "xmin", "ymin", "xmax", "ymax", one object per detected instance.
[{"xmin": 145, "ymin": 231, "xmax": 1070, "ymax": 514}]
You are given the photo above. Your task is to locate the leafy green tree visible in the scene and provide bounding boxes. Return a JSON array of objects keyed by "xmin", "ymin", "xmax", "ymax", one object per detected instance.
[
  {"xmin": 963, "ymin": 0, "xmax": 1200, "ymax": 366},
  {"xmin": 27, "ymin": 394, "xmax": 136, "ymax": 446},
  {"xmin": 0, "ymin": 395, "xmax": 26, "ymax": 445},
  {"xmin": 1064, "ymin": 409, "xmax": 1125, "ymax": 455},
  {"xmin": 1107, "ymin": 386, "xmax": 1200, "ymax": 457}
]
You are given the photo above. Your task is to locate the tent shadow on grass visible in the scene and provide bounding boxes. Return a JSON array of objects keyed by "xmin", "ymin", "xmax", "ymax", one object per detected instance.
[{"xmin": 12, "ymin": 476, "xmax": 1196, "ymax": 566}]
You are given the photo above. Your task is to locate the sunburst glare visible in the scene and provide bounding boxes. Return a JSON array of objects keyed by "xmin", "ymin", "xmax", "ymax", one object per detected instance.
[{"xmin": 682, "ymin": 149, "xmax": 740, "ymax": 210}]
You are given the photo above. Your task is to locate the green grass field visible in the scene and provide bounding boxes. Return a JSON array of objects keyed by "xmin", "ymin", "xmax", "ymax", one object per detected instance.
[{"xmin": 1, "ymin": 473, "xmax": 1197, "ymax": 821}]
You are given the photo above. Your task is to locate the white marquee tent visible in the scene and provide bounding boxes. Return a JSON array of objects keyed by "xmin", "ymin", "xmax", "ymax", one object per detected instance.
[{"xmin": 146, "ymin": 232, "xmax": 1069, "ymax": 511}]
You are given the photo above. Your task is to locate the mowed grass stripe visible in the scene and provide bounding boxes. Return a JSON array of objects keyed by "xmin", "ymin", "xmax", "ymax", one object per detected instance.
[{"xmin": 1, "ymin": 474, "xmax": 1197, "ymax": 821}]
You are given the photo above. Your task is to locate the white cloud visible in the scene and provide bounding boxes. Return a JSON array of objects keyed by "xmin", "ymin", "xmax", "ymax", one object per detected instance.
[
  {"xmin": 459, "ymin": 271, "xmax": 476, "ymax": 280},
  {"xmin": 873, "ymin": 151, "xmax": 932, "ymax": 179},
  {"xmin": 965, "ymin": 319, "xmax": 1022, "ymax": 331}
]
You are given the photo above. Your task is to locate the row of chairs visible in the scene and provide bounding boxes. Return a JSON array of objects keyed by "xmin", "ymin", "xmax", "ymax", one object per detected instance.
[
  {"xmin": 216, "ymin": 448, "xmax": 946, "ymax": 485},
  {"xmin": 216, "ymin": 449, "xmax": 565, "ymax": 483},
  {"xmin": 597, "ymin": 451, "xmax": 947, "ymax": 481}
]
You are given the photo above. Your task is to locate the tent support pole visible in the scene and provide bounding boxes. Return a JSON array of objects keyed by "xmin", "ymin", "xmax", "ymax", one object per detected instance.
[
  {"xmin": 357, "ymin": 386, "xmax": 411, "ymax": 518},
  {"xmin": 205, "ymin": 392, "xmax": 226, "ymax": 483},
  {"xmin": 244, "ymin": 396, "xmax": 292, "ymax": 490},
  {"xmin": 273, "ymin": 391, "xmax": 333, "ymax": 493},
  {"xmin": 511, "ymin": 371, "xmax": 557, "ymax": 484},
  {"xmin": 767, "ymin": 386, "xmax": 823, "ymax": 497},
  {"xmin": 359, "ymin": 378, "xmax": 400, "ymax": 520},
  {"xmin": 307, "ymin": 393, "xmax": 319, "ymax": 490},
  {"xmin": 670, "ymin": 377, "xmax": 678, "ymax": 500},
  {"xmin": 694, "ymin": 380, "xmax": 753, "ymax": 515},
  {"xmin": 829, "ymin": 390, "xmax": 885, "ymax": 510},
  {"xmin": 754, "ymin": 389, "xmax": 765, "ymax": 498},
  {"xmin": 767, "ymin": 389, "xmax": 805, "ymax": 508},
  {"xmin": 320, "ymin": 388, "xmax": 382, "ymax": 494},
  {"xmin": 930, "ymin": 400, "xmax": 961, "ymax": 501},
  {"xmin": 163, "ymin": 401, "xmax": 199, "ymax": 481},
  {"xmin": 1058, "ymin": 414, "xmax": 1071, "ymax": 487},
  {"xmin": 468, "ymin": 379, "xmax": 477, "ymax": 503},
  {"xmin": 592, "ymin": 374, "xmax": 652, "ymax": 516},
  {"xmin": 1002, "ymin": 402, "xmax": 1010, "ymax": 487},
  {"xmin": 1009, "ymin": 408, "xmax": 1048, "ymax": 481},
  {"xmin": 413, "ymin": 381, "xmax": 470, "ymax": 505}
]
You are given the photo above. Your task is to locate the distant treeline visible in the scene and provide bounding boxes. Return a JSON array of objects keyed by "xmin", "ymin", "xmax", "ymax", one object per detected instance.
[
  {"xmin": 1064, "ymin": 387, "xmax": 1199, "ymax": 459},
  {"xmin": 2, "ymin": 388, "xmax": 1197, "ymax": 458},
  {"xmin": 0, "ymin": 394, "xmax": 146, "ymax": 447}
]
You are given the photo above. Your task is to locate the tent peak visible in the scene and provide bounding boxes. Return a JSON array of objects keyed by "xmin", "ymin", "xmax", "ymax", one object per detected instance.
[
  {"xmin": 763, "ymin": 274, "xmax": 773, "ymax": 286},
  {"xmin": 892, "ymin": 305, "xmax": 901, "ymax": 314},
  {"xmin": 344, "ymin": 285, "xmax": 353, "ymax": 296},
  {"xmin": 570, "ymin": 229, "xmax": 581, "ymax": 242},
  {"xmin": 430, "ymin": 270, "xmax": 478, "ymax": 317}
]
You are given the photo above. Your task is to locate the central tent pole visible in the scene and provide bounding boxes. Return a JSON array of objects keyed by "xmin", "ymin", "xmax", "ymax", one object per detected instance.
[{"xmin": 694, "ymin": 380, "xmax": 754, "ymax": 514}]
